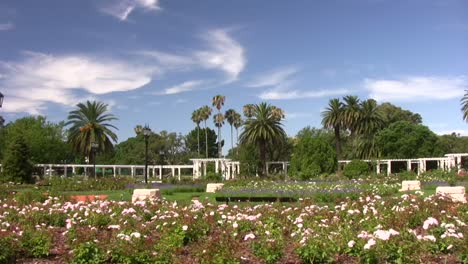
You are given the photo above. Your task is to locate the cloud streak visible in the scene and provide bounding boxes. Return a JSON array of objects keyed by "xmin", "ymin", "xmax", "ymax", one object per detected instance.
[
  {"xmin": 162, "ymin": 80, "xmax": 205, "ymax": 95},
  {"xmin": 365, "ymin": 76, "xmax": 467, "ymax": 102},
  {"xmin": 246, "ymin": 66, "xmax": 298, "ymax": 88},
  {"xmin": 0, "ymin": 22, "xmax": 14, "ymax": 31},
  {"xmin": 101, "ymin": 0, "xmax": 161, "ymax": 21},
  {"xmin": 259, "ymin": 88, "xmax": 349, "ymax": 100},
  {"xmin": 0, "ymin": 52, "xmax": 155, "ymax": 114}
]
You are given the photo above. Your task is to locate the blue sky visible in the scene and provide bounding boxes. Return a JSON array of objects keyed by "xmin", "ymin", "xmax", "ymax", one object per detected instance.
[{"xmin": 1, "ymin": 0, "xmax": 467, "ymax": 146}]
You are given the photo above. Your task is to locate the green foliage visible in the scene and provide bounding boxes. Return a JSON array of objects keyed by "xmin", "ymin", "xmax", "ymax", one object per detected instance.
[
  {"xmin": 70, "ymin": 241, "xmax": 106, "ymax": 264},
  {"xmin": 1, "ymin": 135, "xmax": 34, "ymax": 183},
  {"xmin": 377, "ymin": 102, "xmax": 422, "ymax": 126},
  {"xmin": 15, "ymin": 189, "xmax": 47, "ymax": 205},
  {"xmin": 65, "ymin": 100, "xmax": 118, "ymax": 162},
  {"xmin": 376, "ymin": 121, "xmax": 443, "ymax": 159},
  {"xmin": 186, "ymin": 127, "xmax": 218, "ymax": 158},
  {"xmin": 205, "ymin": 171, "xmax": 222, "ymax": 182},
  {"xmin": 236, "ymin": 142, "xmax": 261, "ymax": 177},
  {"xmin": 0, "ymin": 116, "xmax": 72, "ymax": 163},
  {"xmin": 290, "ymin": 132, "xmax": 337, "ymax": 179},
  {"xmin": 343, "ymin": 160, "xmax": 370, "ymax": 179},
  {"xmin": 20, "ymin": 228, "xmax": 52, "ymax": 258},
  {"xmin": 43, "ymin": 176, "xmax": 134, "ymax": 192},
  {"xmin": 0, "ymin": 235, "xmax": 17, "ymax": 264},
  {"xmin": 437, "ymin": 133, "xmax": 468, "ymax": 157}
]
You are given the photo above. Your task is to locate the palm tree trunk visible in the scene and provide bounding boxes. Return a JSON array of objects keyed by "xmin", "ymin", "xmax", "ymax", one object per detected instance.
[
  {"xmin": 197, "ymin": 124, "xmax": 200, "ymax": 156},
  {"xmin": 204, "ymin": 120, "xmax": 208, "ymax": 158},
  {"xmin": 218, "ymin": 126, "xmax": 221, "ymax": 158},
  {"xmin": 335, "ymin": 126, "xmax": 343, "ymax": 176},
  {"xmin": 235, "ymin": 128, "xmax": 239, "ymax": 156},
  {"xmin": 260, "ymin": 140, "xmax": 267, "ymax": 177},
  {"xmin": 230, "ymin": 124, "xmax": 233, "ymax": 155}
]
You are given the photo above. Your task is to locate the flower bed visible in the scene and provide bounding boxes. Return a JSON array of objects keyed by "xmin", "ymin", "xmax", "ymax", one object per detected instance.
[{"xmin": 0, "ymin": 191, "xmax": 466, "ymax": 263}]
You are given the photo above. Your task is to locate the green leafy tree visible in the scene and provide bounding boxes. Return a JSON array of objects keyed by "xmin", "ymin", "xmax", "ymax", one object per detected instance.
[
  {"xmin": 65, "ymin": 101, "xmax": 118, "ymax": 164},
  {"xmin": 239, "ymin": 102, "xmax": 287, "ymax": 176},
  {"xmin": 212, "ymin": 95, "xmax": 225, "ymax": 158},
  {"xmin": 290, "ymin": 131, "xmax": 337, "ymax": 179},
  {"xmin": 377, "ymin": 102, "xmax": 422, "ymax": 126},
  {"xmin": 1, "ymin": 135, "xmax": 34, "ymax": 183},
  {"xmin": 186, "ymin": 127, "xmax": 218, "ymax": 158},
  {"xmin": 233, "ymin": 112, "xmax": 242, "ymax": 152},
  {"xmin": 438, "ymin": 133, "xmax": 468, "ymax": 154},
  {"xmin": 199, "ymin": 105, "xmax": 212, "ymax": 158},
  {"xmin": 321, "ymin": 98, "xmax": 345, "ymax": 174},
  {"xmin": 375, "ymin": 121, "xmax": 443, "ymax": 159},
  {"xmin": 0, "ymin": 116, "xmax": 72, "ymax": 163}
]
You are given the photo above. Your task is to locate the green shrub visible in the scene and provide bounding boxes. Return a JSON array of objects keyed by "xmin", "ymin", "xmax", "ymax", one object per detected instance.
[
  {"xmin": 0, "ymin": 235, "xmax": 18, "ymax": 264},
  {"xmin": 343, "ymin": 160, "xmax": 369, "ymax": 179},
  {"xmin": 15, "ymin": 190, "xmax": 47, "ymax": 205},
  {"xmin": 1, "ymin": 135, "xmax": 34, "ymax": 184},
  {"xmin": 20, "ymin": 228, "xmax": 52, "ymax": 258},
  {"xmin": 205, "ymin": 172, "xmax": 222, "ymax": 182},
  {"xmin": 290, "ymin": 134, "xmax": 337, "ymax": 180},
  {"xmin": 71, "ymin": 242, "xmax": 106, "ymax": 264}
]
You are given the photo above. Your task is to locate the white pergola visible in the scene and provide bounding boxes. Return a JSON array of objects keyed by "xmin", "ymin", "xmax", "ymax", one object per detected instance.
[
  {"xmin": 338, "ymin": 153, "xmax": 468, "ymax": 175},
  {"xmin": 0, "ymin": 158, "xmax": 241, "ymax": 180},
  {"xmin": 190, "ymin": 158, "xmax": 240, "ymax": 180}
]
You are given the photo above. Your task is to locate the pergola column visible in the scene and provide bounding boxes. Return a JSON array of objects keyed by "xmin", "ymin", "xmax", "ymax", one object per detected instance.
[
  {"xmin": 64, "ymin": 165, "xmax": 67, "ymax": 177},
  {"xmin": 387, "ymin": 161, "xmax": 392, "ymax": 175},
  {"xmin": 159, "ymin": 166, "xmax": 163, "ymax": 180},
  {"xmin": 131, "ymin": 166, "xmax": 135, "ymax": 177},
  {"xmin": 72, "ymin": 166, "xmax": 76, "ymax": 175},
  {"xmin": 171, "ymin": 167, "xmax": 175, "ymax": 177},
  {"xmin": 215, "ymin": 160, "xmax": 219, "ymax": 173},
  {"xmin": 376, "ymin": 162, "xmax": 381, "ymax": 174},
  {"xmin": 407, "ymin": 161, "xmax": 411, "ymax": 172}
]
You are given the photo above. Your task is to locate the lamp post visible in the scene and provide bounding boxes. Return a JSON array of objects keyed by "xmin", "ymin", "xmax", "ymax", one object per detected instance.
[
  {"xmin": 91, "ymin": 142, "xmax": 98, "ymax": 179},
  {"xmin": 142, "ymin": 126, "xmax": 152, "ymax": 184}
]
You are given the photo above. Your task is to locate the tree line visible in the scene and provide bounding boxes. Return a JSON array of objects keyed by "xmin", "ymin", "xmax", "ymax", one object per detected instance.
[{"xmin": 1, "ymin": 92, "xmax": 468, "ymax": 182}]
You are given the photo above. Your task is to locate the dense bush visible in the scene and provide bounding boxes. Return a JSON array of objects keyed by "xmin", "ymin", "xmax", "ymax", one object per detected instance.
[
  {"xmin": 1, "ymin": 135, "xmax": 34, "ymax": 184},
  {"xmin": 41, "ymin": 176, "xmax": 135, "ymax": 192},
  {"xmin": 343, "ymin": 160, "xmax": 370, "ymax": 179},
  {"xmin": 290, "ymin": 134, "xmax": 337, "ymax": 180}
]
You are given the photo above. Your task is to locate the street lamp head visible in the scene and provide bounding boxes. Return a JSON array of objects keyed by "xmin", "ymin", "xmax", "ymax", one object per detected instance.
[
  {"xmin": 91, "ymin": 142, "xmax": 99, "ymax": 149},
  {"xmin": 0, "ymin": 92, "xmax": 4, "ymax": 108},
  {"xmin": 143, "ymin": 125, "xmax": 152, "ymax": 137}
]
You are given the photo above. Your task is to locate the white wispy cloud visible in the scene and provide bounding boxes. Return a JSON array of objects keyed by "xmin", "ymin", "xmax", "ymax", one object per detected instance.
[
  {"xmin": 246, "ymin": 66, "xmax": 298, "ymax": 88},
  {"xmin": 0, "ymin": 51, "xmax": 155, "ymax": 114},
  {"xmin": 101, "ymin": 0, "xmax": 161, "ymax": 21},
  {"xmin": 259, "ymin": 88, "xmax": 349, "ymax": 100},
  {"xmin": 195, "ymin": 29, "xmax": 246, "ymax": 82},
  {"xmin": 285, "ymin": 112, "xmax": 316, "ymax": 120},
  {"xmin": 365, "ymin": 76, "xmax": 467, "ymax": 102},
  {"xmin": 0, "ymin": 22, "xmax": 14, "ymax": 31},
  {"xmin": 139, "ymin": 29, "xmax": 246, "ymax": 83},
  {"xmin": 162, "ymin": 80, "xmax": 205, "ymax": 95}
]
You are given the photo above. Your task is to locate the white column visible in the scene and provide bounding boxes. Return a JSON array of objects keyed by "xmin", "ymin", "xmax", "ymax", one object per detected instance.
[
  {"xmin": 387, "ymin": 161, "xmax": 391, "ymax": 175},
  {"xmin": 131, "ymin": 166, "xmax": 135, "ymax": 177},
  {"xmin": 407, "ymin": 161, "xmax": 411, "ymax": 172},
  {"xmin": 171, "ymin": 167, "xmax": 175, "ymax": 177},
  {"xmin": 159, "ymin": 166, "xmax": 163, "ymax": 180},
  {"xmin": 203, "ymin": 162, "xmax": 207, "ymax": 176},
  {"xmin": 72, "ymin": 166, "xmax": 76, "ymax": 175},
  {"xmin": 215, "ymin": 160, "xmax": 219, "ymax": 173},
  {"xmin": 64, "ymin": 165, "xmax": 67, "ymax": 177},
  {"xmin": 376, "ymin": 162, "xmax": 380, "ymax": 174}
]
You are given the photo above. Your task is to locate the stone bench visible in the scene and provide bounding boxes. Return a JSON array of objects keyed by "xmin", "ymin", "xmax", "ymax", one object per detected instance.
[
  {"xmin": 132, "ymin": 189, "xmax": 161, "ymax": 203},
  {"xmin": 436, "ymin": 186, "xmax": 466, "ymax": 203},
  {"xmin": 399, "ymin": 180, "xmax": 421, "ymax": 191},
  {"xmin": 206, "ymin": 183, "xmax": 224, "ymax": 193}
]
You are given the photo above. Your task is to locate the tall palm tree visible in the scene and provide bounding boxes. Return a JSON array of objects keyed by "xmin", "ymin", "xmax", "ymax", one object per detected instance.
[
  {"xmin": 134, "ymin": 125, "xmax": 143, "ymax": 136},
  {"xmin": 212, "ymin": 95, "xmax": 225, "ymax": 158},
  {"xmin": 225, "ymin": 109, "xmax": 238, "ymax": 152},
  {"xmin": 233, "ymin": 112, "xmax": 243, "ymax": 149},
  {"xmin": 461, "ymin": 90, "xmax": 468, "ymax": 122},
  {"xmin": 239, "ymin": 102, "xmax": 287, "ymax": 176},
  {"xmin": 191, "ymin": 108, "xmax": 203, "ymax": 156},
  {"xmin": 213, "ymin": 113, "xmax": 225, "ymax": 157},
  {"xmin": 343, "ymin": 95, "xmax": 361, "ymax": 135},
  {"xmin": 199, "ymin": 105, "xmax": 212, "ymax": 158},
  {"xmin": 243, "ymin": 104, "xmax": 255, "ymax": 119},
  {"xmin": 321, "ymin": 98, "xmax": 345, "ymax": 174},
  {"xmin": 355, "ymin": 99, "xmax": 384, "ymax": 159},
  {"xmin": 66, "ymin": 101, "xmax": 118, "ymax": 163}
]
